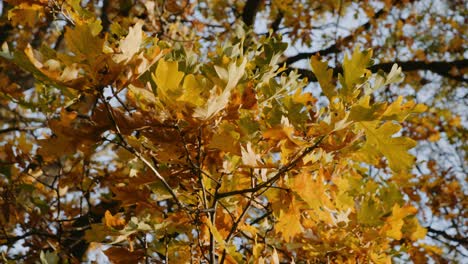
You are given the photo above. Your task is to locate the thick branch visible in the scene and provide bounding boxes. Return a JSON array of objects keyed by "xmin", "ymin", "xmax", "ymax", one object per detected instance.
[
  {"xmin": 270, "ymin": 11, "xmax": 283, "ymax": 33},
  {"xmin": 290, "ymin": 59, "xmax": 468, "ymax": 83},
  {"xmin": 100, "ymin": 0, "xmax": 111, "ymax": 33},
  {"xmin": 368, "ymin": 60, "xmax": 468, "ymax": 82},
  {"xmin": 284, "ymin": 9, "xmax": 387, "ymax": 65},
  {"xmin": 242, "ymin": 0, "xmax": 262, "ymax": 27}
]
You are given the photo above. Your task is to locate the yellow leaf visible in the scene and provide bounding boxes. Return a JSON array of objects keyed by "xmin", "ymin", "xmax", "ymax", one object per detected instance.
[
  {"xmin": 291, "ymin": 172, "xmax": 320, "ymax": 209},
  {"xmin": 332, "ymin": 176, "xmax": 355, "ymax": 210},
  {"xmin": 207, "ymin": 122, "xmax": 241, "ymax": 154},
  {"xmin": 193, "ymin": 85, "xmax": 231, "ymax": 120},
  {"xmin": 275, "ymin": 202, "xmax": 303, "ymax": 242},
  {"xmin": 408, "ymin": 217, "xmax": 427, "ymax": 241},
  {"xmin": 385, "ymin": 204, "xmax": 417, "ymax": 240},
  {"xmin": 339, "ymin": 47, "xmax": 373, "ymax": 101},
  {"xmin": 310, "ymin": 55, "xmax": 335, "ymax": 99},
  {"xmin": 178, "ymin": 74, "xmax": 206, "ymax": 106},
  {"xmin": 349, "ymin": 96, "xmax": 387, "ymax": 122},
  {"xmin": 382, "ymin": 96, "xmax": 427, "ymax": 122},
  {"xmin": 8, "ymin": 3, "xmax": 44, "ymax": 27},
  {"xmin": 370, "ymin": 251, "xmax": 391, "ymax": 264},
  {"xmin": 357, "ymin": 197, "xmax": 384, "ymax": 226},
  {"xmin": 194, "ymin": 58, "xmax": 247, "ymax": 120},
  {"xmin": 152, "ymin": 59, "xmax": 184, "ymax": 106},
  {"xmin": 217, "ymin": 57, "xmax": 247, "ymax": 91},
  {"xmin": 241, "ymin": 142, "xmax": 261, "ymax": 167},
  {"xmin": 420, "ymin": 243, "xmax": 443, "ymax": 255},
  {"xmin": 205, "ymin": 220, "xmax": 242, "ymax": 263},
  {"xmin": 128, "ymin": 84, "xmax": 157, "ymax": 109},
  {"xmin": 114, "ymin": 21, "xmax": 144, "ymax": 63}
]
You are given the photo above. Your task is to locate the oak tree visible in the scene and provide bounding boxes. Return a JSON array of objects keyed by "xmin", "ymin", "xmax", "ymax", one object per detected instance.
[{"xmin": 0, "ymin": 0, "xmax": 466, "ymax": 263}]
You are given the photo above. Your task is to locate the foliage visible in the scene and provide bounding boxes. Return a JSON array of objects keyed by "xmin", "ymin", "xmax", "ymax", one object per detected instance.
[{"xmin": 0, "ymin": 0, "xmax": 466, "ymax": 263}]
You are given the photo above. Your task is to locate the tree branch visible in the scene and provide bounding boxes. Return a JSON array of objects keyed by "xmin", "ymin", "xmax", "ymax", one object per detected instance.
[
  {"xmin": 427, "ymin": 227, "xmax": 468, "ymax": 247},
  {"xmin": 368, "ymin": 60, "xmax": 468, "ymax": 82},
  {"xmin": 98, "ymin": 91, "xmax": 186, "ymax": 211},
  {"xmin": 283, "ymin": 9, "xmax": 387, "ymax": 65},
  {"xmin": 290, "ymin": 59, "xmax": 468, "ymax": 83},
  {"xmin": 215, "ymin": 136, "xmax": 324, "ymax": 199},
  {"xmin": 270, "ymin": 11, "xmax": 283, "ymax": 33},
  {"xmin": 0, "ymin": 126, "xmax": 43, "ymax": 135},
  {"xmin": 242, "ymin": 0, "xmax": 262, "ymax": 27}
]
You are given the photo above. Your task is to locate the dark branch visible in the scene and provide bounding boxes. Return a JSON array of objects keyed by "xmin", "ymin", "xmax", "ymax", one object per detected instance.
[
  {"xmin": 242, "ymin": 0, "xmax": 262, "ymax": 27},
  {"xmin": 284, "ymin": 9, "xmax": 387, "ymax": 65},
  {"xmin": 368, "ymin": 60, "xmax": 468, "ymax": 82},
  {"xmin": 100, "ymin": 0, "xmax": 111, "ymax": 33},
  {"xmin": 290, "ymin": 59, "xmax": 468, "ymax": 83},
  {"xmin": 270, "ymin": 11, "xmax": 283, "ymax": 33},
  {"xmin": 427, "ymin": 227, "xmax": 468, "ymax": 246},
  {"xmin": 215, "ymin": 136, "xmax": 324, "ymax": 199}
]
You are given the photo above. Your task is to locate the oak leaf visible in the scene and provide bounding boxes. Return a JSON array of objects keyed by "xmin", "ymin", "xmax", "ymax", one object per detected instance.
[{"xmin": 355, "ymin": 121, "xmax": 416, "ymax": 172}]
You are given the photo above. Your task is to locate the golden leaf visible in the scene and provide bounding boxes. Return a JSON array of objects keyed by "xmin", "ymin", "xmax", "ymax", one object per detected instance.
[{"xmin": 104, "ymin": 210, "xmax": 126, "ymax": 230}]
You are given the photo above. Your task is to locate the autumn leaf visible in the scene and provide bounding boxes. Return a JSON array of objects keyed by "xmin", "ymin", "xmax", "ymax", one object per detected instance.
[
  {"xmin": 355, "ymin": 121, "xmax": 417, "ymax": 172},
  {"xmin": 104, "ymin": 247, "xmax": 145, "ymax": 264},
  {"xmin": 370, "ymin": 251, "xmax": 391, "ymax": 264},
  {"xmin": 152, "ymin": 59, "xmax": 185, "ymax": 106},
  {"xmin": 64, "ymin": 20, "xmax": 103, "ymax": 59},
  {"xmin": 407, "ymin": 217, "xmax": 427, "ymax": 241},
  {"xmin": 193, "ymin": 58, "xmax": 247, "ymax": 120},
  {"xmin": 205, "ymin": 220, "xmax": 243, "ymax": 263},
  {"xmin": 193, "ymin": 85, "xmax": 232, "ymax": 120},
  {"xmin": 8, "ymin": 3, "xmax": 44, "ymax": 27},
  {"xmin": 384, "ymin": 204, "xmax": 417, "ymax": 240},
  {"xmin": 310, "ymin": 55, "xmax": 335, "ymax": 99},
  {"xmin": 104, "ymin": 210, "xmax": 126, "ymax": 230},
  {"xmin": 275, "ymin": 199, "xmax": 303, "ymax": 242},
  {"xmin": 290, "ymin": 170, "xmax": 332, "ymax": 211},
  {"xmin": 382, "ymin": 96, "xmax": 427, "ymax": 122},
  {"xmin": 357, "ymin": 197, "xmax": 384, "ymax": 226},
  {"xmin": 178, "ymin": 74, "xmax": 206, "ymax": 106},
  {"xmin": 208, "ymin": 121, "xmax": 241, "ymax": 154},
  {"xmin": 114, "ymin": 21, "xmax": 144, "ymax": 63},
  {"xmin": 339, "ymin": 46, "xmax": 373, "ymax": 101}
]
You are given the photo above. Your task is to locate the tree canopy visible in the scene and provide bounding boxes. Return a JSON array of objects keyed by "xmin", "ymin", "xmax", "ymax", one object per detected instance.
[{"xmin": 0, "ymin": 0, "xmax": 466, "ymax": 263}]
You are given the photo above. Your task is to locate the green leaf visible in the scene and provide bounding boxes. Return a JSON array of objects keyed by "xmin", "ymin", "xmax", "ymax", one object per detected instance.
[
  {"xmin": 64, "ymin": 20, "xmax": 103, "ymax": 60},
  {"xmin": 357, "ymin": 197, "xmax": 384, "ymax": 226},
  {"xmin": 355, "ymin": 121, "xmax": 417, "ymax": 172}
]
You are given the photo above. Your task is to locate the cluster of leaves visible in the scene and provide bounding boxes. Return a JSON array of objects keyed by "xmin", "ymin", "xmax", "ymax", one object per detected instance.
[{"xmin": 0, "ymin": 0, "xmax": 466, "ymax": 263}]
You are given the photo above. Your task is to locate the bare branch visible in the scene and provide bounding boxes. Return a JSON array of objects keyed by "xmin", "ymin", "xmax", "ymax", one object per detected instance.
[
  {"xmin": 283, "ymin": 9, "xmax": 387, "ymax": 65},
  {"xmin": 215, "ymin": 136, "xmax": 325, "ymax": 199},
  {"xmin": 242, "ymin": 0, "xmax": 262, "ymax": 27}
]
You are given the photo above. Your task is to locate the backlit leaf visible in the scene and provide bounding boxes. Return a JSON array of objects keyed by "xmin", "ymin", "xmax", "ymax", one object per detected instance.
[{"xmin": 355, "ymin": 121, "xmax": 417, "ymax": 172}]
